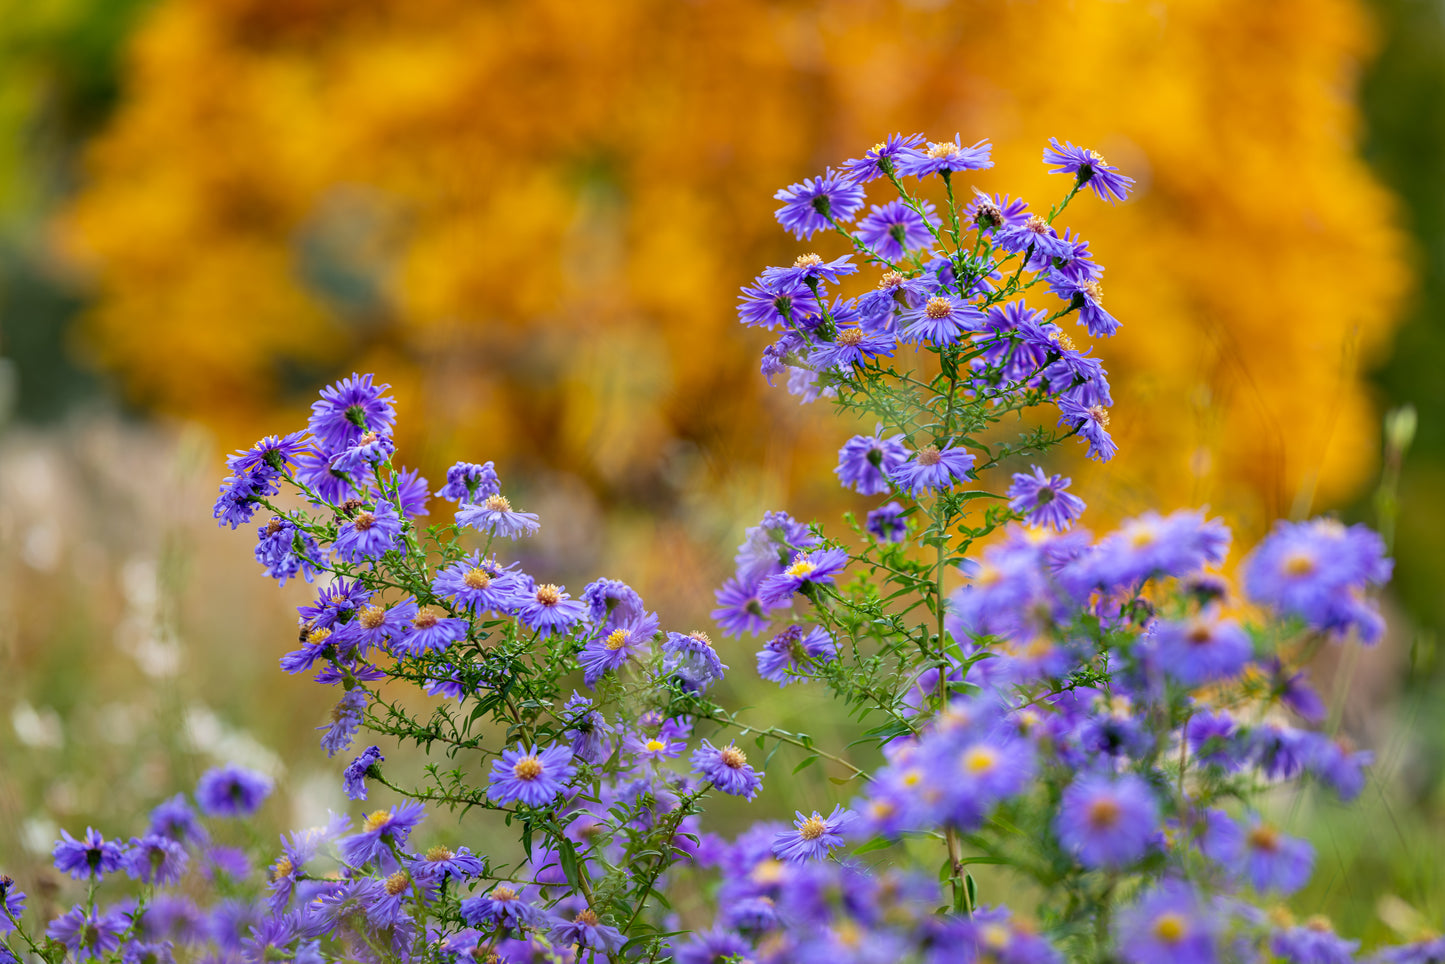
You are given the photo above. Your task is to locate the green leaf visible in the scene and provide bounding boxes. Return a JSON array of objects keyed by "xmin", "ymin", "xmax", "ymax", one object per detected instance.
[{"xmin": 792, "ymin": 755, "xmax": 819, "ymax": 775}]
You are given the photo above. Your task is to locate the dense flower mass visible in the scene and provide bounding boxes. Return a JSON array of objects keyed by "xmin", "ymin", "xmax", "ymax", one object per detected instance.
[{"xmin": 2, "ymin": 134, "xmax": 1403, "ymax": 964}]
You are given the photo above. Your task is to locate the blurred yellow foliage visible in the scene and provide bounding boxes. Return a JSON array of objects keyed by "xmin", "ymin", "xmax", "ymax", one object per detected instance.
[{"xmin": 61, "ymin": 0, "xmax": 1408, "ymax": 582}]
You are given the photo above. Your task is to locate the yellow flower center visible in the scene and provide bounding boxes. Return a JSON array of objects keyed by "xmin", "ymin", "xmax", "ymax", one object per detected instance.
[
  {"xmin": 604, "ymin": 629, "xmax": 629, "ymax": 651},
  {"xmin": 837, "ymin": 328, "xmax": 864, "ymax": 347},
  {"xmin": 688, "ymin": 630, "xmax": 713, "ymax": 647},
  {"xmin": 352, "ymin": 512, "xmax": 375, "ymax": 531},
  {"xmin": 926, "ymin": 141, "xmax": 960, "ymax": 159},
  {"xmin": 513, "ymin": 756, "xmax": 543, "ymax": 781},
  {"xmin": 491, "ymin": 886, "xmax": 518, "ymax": 901},
  {"xmin": 1248, "ymin": 823, "xmax": 1280, "ymax": 853},
  {"xmin": 385, "ymin": 871, "xmax": 410, "ymax": 896},
  {"xmin": 916, "ymin": 445, "xmax": 942, "ymax": 467},
  {"xmin": 719, "ymin": 746, "xmax": 748, "ymax": 769},
  {"xmin": 535, "ymin": 584, "xmax": 561, "ymax": 606},
  {"xmin": 309, "ymin": 627, "xmax": 332, "ymax": 645},
  {"xmin": 751, "ymin": 858, "xmax": 785, "ymax": 884},
  {"xmin": 1152, "ymin": 912, "xmax": 1187, "ymax": 944},
  {"xmin": 924, "ymin": 296, "xmax": 952, "ymax": 320},
  {"xmin": 1025, "ymin": 214, "xmax": 1048, "ymax": 234},
  {"xmin": 1085, "ymin": 797, "xmax": 1121, "ymax": 829},
  {"xmin": 362, "ymin": 810, "xmax": 391, "ymax": 833},
  {"xmin": 963, "ymin": 746, "xmax": 998, "ymax": 775},
  {"xmin": 1284, "ymin": 552, "xmax": 1316, "ymax": 577},
  {"xmin": 879, "ymin": 270, "xmax": 905, "ymax": 288},
  {"xmin": 484, "ymin": 494, "xmax": 511, "ymax": 512},
  {"xmin": 793, "ymin": 253, "xmax": 823, "ymax": 269},
  {"xmin": 645, "ymin": 739, "xmax": 667, "ymax": 753},
  {"xmin": 785, "ymin": 560, "xmax": 816, "ymax": 578},
  {"xmin": 358, "ymin": 605, "xmax": 387, "ymax": 630},
  {"xmin": 426, "ymin": 846, "xmax": 454, "ymax": 862},
  {"xmin": 798, "ymin": 815, "xmax": 828, "ymax": 840},
  {"xmin": 1055, "ymin": 332, "xmax": 1077, "ymax": 352},
  {"xmin": 981, "ymin": 924, "xmax": 1011, "ymax": 950},
  {"xmin": 574, "ymin": 909, "xmax": 600, "ymax": 927},
  {"xmin": 413, "ymin": 608, "xmax": 439, "ymax": 630},
  {"xmin": 1083, "ymin": 280, "xmax": 1104, "ymax": 303},
  {"xmin": 270, "ymin": 856, "xmax": 293, "ymax": 881},
  {"xmin": 463, "ymin": 568, "xmax": 492, "ymax": 589}
]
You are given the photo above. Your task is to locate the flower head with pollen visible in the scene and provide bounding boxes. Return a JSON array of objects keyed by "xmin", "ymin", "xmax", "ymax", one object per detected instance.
[
  {"xmin": 487, "ymin": 743, "xmax": 576, "ymax": 808},
  {"xmin": 515, "ymin": 582, "xmax": 587, "ymax": 635},
  {"xmin": 773, "ymin": 805, "xmax": 854, "ymax": 862},
  {"xmin": 1056, "ymin": 773, "xmax": 1159, "ymax": 870},
  {"xmin": 692, "ymin": 740, "xmax": 763, "ymax": 799},
  {"xmin": 337, "ymin": 801, "xmax": 426, "ymax": 870},
  {"xmin": 456, "ymin": 491, "xmax": 540, "ymax": 540},
  {"xmin": 757, "ymin": 547, "xmax": 849, "ymax": 608}
]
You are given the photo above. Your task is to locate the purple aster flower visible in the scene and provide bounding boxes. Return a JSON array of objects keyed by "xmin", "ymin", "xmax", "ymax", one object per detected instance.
[
  {"xmin": 195, "ymin": 765, "xmax": 272, "ymax": 817},
  {"xmin": 662, "ymin": 630, "xmax": 729, "ymax": 692},
  {"xmin": 858, "ymin": 200, "xmax": 939, "ymax": 260},
  {"xmin": 488, "ymin": 743, "xmax": 577, "ymax": 808},
  {"xmin": 147, "ymin": 795, "xmax": 205, "ymax": 845},
  {"xmin": 580, "ymin": 578, "xmax": 646, "ymax": 629},
  {"xmin": 1085, "ymin": 509, "xmax": 1231, "ymax": 589},
  {"xmin": 807, "ymin": 324, "xmax": 897, "ymax": 371},
  {"xmin": 1116, "ymin": 881, "xmax": 1217, "ymax": 964},
  {"xmin": 563, "ymin": 692, "xmax": 615, "ymax": 765},
  {"xmin": 227, "ymin": 431, "xmax": 311, "ymax": 477},
  {"xmin": 624, "ymin": 728, "xmax": 688, "ymax": 763},
  {"xmin": 1056, "ymin": 773, "xmax": 1159, "ymax": 869},
  {"xmin": 1271, "ymin": 920, "xmax": 1360, "ymax": 964},
  {"xmin": 551, "ymin": 909, "xmax": 626, "ymax": 955},
  {"xmin": 294, "ymin": 448, "xmax": 363, "ymax": 506},
  {"xmin": 995, "ymin": 214, "xmax": 1078, "ymax": 264},
  {"xmin": 772, "ymin": 806, "xmax": 854, "ymax": 862},
  {"xmin": 53, "ymin": 828, "xmax": 126, "ymax": 881},
  {"xmin": 756, "ymin": 624, "xmax": 837, "ymax": 685},
  {"xmin": 384, "ymin": 466, "xmax": 431, "ymax": 518},
  {"xmin": 432, "ymin": 554, "xmax": 528, "ymax": 614},
  {"xmin": 765, "ymin": 252, "xmax": 859, "ymax": 289},
  {"xmin": 213, "ymin": 471, "xmax": 277, "ymax": 530},
  {"xmin": 47, "ymin": 906, "xmax": 128, "ymax": 961},
  {"xmin": 333, "ymin": 500, "xmax": 403, "ymax": 563},
  {"xmin": 1008, "ymin": 466, "xmax": 1086, "ymax": 532},
  {"xmin": 866, "ymin": 502, "xmax": 908, "ymax": 543},
  {"xmin": 757, "ymin": 546, "xmax": 849, "ymax": 607},
  {"xmin": 1237, "ymin": 817, "xmax": 1314, "ymax": 894},
  {"xmin": 835, "ymin": 430, "xmax": 909, "ymax": 495},
  {"xmin": 900, "ymin": 294, "xmax": 985, "ymax": 346},
  {"xmin": 857, "ymin": 269, "xmax": 932, "ymax": 330},
  {"xmin": 309, "ymin": 373, "xmax": 397, "ymax": 450},
  {"xmin": 123, "ymin": 834, "xmax": 188, "ymax": 885},
  {"xmin": 459, "ymin": 885, "xmax": 547, "ymax": 933},
  {"xmin": 319, "ymin": 687, "xmax": 367, "ymax": 756},
  {"xmin": 435, "ymin": 460, "xmax": 500, "ymax": 502},
  {"xmin": 328, "ymin": 431, "xmax": 395, "ymax": 474},
  {"xmin": 1186, "ymin": 712, "xmax": 1243, "ymax": 770},
  {"xmin": 1050, "ymin": 265, "xmax": 1120, "ymax": 338},
  {"xmin": 738, "ymin": 274, "xmax": 821, "ymax": 330},
  {"xmin": 515, "ymin": 583, "xmax": 588, "ymax": 635},
  {"xmin": 338, "ymin": 802, "xmax": 426, "ymax": 869},
  {"xmin": 964, "ymin": 190, "xmax": 1030, "ymax": 233},
  {"xmin": 1244, "ymin": 518, "xmax": 1392, "ymax": 644},
  {"xmin": 456, "ymin": 493, "xmax": 541, "ymax": 539},
  {"xmin": 1057, "ymin": 392, "xmax": 1117, "ymax": 462},
  {"xmin": 840, "ymin": 132, "xmax": 926, "ymax": 182},
  {"xmin": 331, "ymin": 597, "xmax": 415, "ymax": 656},
  {"xmin": 1043, "ymin": 138, "xmax": 1135, "ymax": 203},
  {"xmin": 692, "ymin": 741, "xmax": 763, "ymax": 799},
  {"xmin": 712, "ymin": 576, "xmax": 771, "ymax": 637},
  {"xmin": 577, "ymin": 612, "xmax": 659, "ymax": 686},
  {"xmin": 773, "ymin": 168, "xmax": 867, "ymax": 239},
  {"xmin": 1150, "ymin": 615, "xmax": 1252, "ymax": 687},
  {"xmin": 734, "ymin": 509, "xmax": 821, "ymax": 584},
  {"xmin": 253, "ymin": 516, "xmax": 323, "ymax": 585},
  {"xmin": 344, "ymin": 746, "xmax": 384, "ymax": 801},
  {"xmin": 0, "ymin": 877, "xmax": 24, "ymax": 933},
  {"xmin": 393, "ymin": 605, "xmax": 468, "ymax": 656},
  {"xmin": 890, "ymin": 443, "xmax": 976, "ymax": 496},
  {"xmin": 896, "ymin": 135, "xmax": 993, "ymax": 178}
]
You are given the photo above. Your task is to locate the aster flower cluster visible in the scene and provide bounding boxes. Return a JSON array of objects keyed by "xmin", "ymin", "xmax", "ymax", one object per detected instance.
[{"xmin": 3, "ymin": 136, "xmax": 1408, "ymax": 964}]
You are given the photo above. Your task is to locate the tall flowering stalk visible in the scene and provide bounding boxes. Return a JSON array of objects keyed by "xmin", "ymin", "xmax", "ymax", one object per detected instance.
[{"xmin": 2, "ymin": 136, "xmax": 1404, "ymax": 964}]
